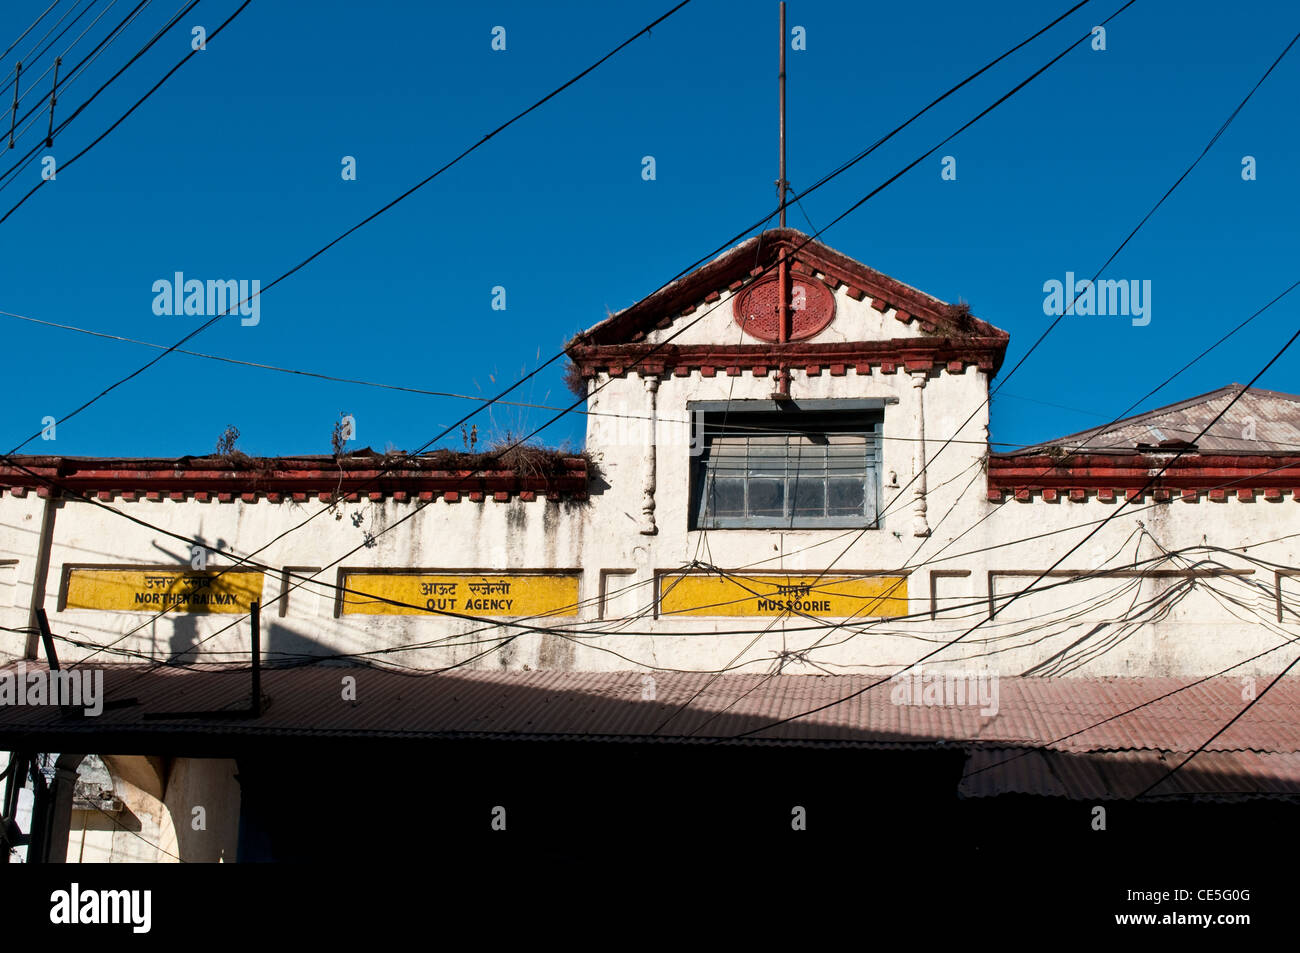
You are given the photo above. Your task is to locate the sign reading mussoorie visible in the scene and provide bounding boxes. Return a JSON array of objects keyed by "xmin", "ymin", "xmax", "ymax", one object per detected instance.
[
  {"xmin": 340, "ymin": 572, "xmax": 581, "ymax": 617},
  {"xmin": 64, "ymin": 569, "xmax": 265, "ymax": 613},
  {"xmin": 659, "ymin": 573, "xmax": 908, "ymax": 617}
]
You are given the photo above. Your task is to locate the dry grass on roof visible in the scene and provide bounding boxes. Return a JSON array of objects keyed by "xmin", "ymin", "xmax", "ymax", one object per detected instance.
[
  {"xmin": 415, "ymin": 442, "xmax": 591, "ymax": 477},
  {"xmin": 196, "ymin": 444, "xmax": 592, "ymax": 477}
]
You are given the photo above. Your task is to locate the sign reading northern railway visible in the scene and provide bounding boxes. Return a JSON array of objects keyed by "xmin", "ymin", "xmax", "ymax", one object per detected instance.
[
  {"xmin": 658, "ymin": 573, "xmax": 908, "ymax": 618},
  {"xmin": 64, "ymin": 568, "xmax": 265, "ymax": 613},
  {"xmin": 340, "ymin": 572, "xmax": 581, "ymax": 617}
]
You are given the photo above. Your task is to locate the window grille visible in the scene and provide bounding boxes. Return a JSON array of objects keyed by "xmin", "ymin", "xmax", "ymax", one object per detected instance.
[{"xmin": 691, "ymin": 411, "xmax": 883, "ymax": 529}]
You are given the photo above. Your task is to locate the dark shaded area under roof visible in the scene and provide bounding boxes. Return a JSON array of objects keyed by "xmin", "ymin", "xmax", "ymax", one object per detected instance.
[{"xmin": 3, "ymin": 663, "xmax": 1297, "ymax": 800}]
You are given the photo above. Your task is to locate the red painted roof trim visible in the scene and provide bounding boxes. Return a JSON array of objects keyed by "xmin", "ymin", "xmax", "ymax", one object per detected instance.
[
  {"xmin": 988, "ymin": 452, "xmax": 1300, "ymax": 499},
  {"xmin": 571, "ymin": 338, "xmax": 1008, "ymax": 379},
  {"xmin": 0, "ymin": 456, "xmax": 589, "ymax": 502}
]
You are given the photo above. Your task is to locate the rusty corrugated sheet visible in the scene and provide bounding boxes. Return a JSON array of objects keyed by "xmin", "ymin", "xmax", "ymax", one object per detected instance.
[
  {"xmin": 3, "ymin": 663, "xmax": 1299, "ymax": 755},
  {"xmin": 1030, "ymin": 384, "xmax": 1300, "ymax": 453},
  {"xmin": 8, "ymin": 663, "xmax": 1299, "ymax": 799}
]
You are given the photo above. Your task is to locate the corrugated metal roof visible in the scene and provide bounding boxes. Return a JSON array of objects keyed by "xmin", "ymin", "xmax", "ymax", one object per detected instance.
[
  {"xmin": 1028, "ymin": 384, "xmax": 1300, "ymax": 453},
  {"xmin": 2, "ymin": 663, "xmax": 1298, "ymax": 755}
]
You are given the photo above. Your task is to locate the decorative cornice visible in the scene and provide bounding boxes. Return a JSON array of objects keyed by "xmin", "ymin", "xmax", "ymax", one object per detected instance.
[
  {"xmin": 570, "ymin": 338, "xmax": 1007, "ymax": 381},
  {"xmin": 0, "ymin": 456, "xmax": 589, "ymax": 503},
  {"xmin": 987, "ymin": 452, "xmax": 1300, "ymax": 502}
]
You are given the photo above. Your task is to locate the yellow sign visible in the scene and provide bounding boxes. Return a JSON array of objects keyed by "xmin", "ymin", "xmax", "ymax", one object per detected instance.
[
  {"xmin": 341, "ymin": 573, "xmax": 580, "ymax": 617},
  {"xmin": 65, "ymin": 568, "xmax": 264, "ymax": 613},
  {"xmin": 659, "ymin": 573, "xmax": 908, "ymax": 618}
]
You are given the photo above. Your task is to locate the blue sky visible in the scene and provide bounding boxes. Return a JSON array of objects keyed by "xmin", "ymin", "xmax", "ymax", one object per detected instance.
[{"xmin": 0, "ymin": 0, "xmax": 1296, "ymax": 458}]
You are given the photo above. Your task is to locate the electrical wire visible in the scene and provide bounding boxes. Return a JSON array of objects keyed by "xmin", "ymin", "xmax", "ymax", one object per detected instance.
[
  {"xmin": 0, "ymin": 306, "xmax": 1027, "ymax": 450},
  {"xmin": 0, "ymin": 0, "xmax": 173, "ymax": 186},
  {"xmin": 5, "ymin": 440, "xmax": 1299, "ymax": 681},
  {"xmin": 10, "ymin": 0, "xmax": 126, "ymax": 111},
  {"xmin": 7, "ymin": 0, "xmax": 1289, "ymax": 728},
  {"xmin": 0, "ymin": 0, "xmax": 692, "ymax": 460},
  {"xmin": 0, "ymin": 0, "xmax": 1101, "ymax": 461},
  {"xmin": 0, "ymin": 1, "xmax": 96, "ymax": 99},
  {"xmin": 859, "ymin": 21, "xmax": 1300, "ymax": 542},
  {"xmin": 715, "ymin": 69, "xmax": 1300, "ymax": 714},
  {"xmin": 0, "ymin": 0, "xmax": 1127, "ymax": 667},
  {"xmin": 4, "ymin": 3, "xmax": 1122, "ymax": 670},
  {"xmin": 0, "ymin": 2, "xmax": 63, "ymax": 68},
  {"xmin": 208, "ymin": 0, "xmax": 1144, "ymax": 659},
  {"xmin": 0, "ymin": 0, "xmax": 163, "ymax": 176},
  {"xmin": 725, "ymin": 271, "xmax": 1300, "ymax": 740},
  {"xmin": 0, "ymin": 0, "xmax": 228, "ymax": 226}
]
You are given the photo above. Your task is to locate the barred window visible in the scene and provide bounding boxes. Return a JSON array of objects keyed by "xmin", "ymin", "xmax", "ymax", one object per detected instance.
[{"xmin": 691, "ymin": 411, "xmax": 883, "ymax": 529}]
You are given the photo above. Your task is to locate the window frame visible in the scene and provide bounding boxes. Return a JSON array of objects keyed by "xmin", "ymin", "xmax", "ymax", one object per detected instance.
[{"xmin": 688, "ymin": 401, "xmax": 887, "ymax": 531}]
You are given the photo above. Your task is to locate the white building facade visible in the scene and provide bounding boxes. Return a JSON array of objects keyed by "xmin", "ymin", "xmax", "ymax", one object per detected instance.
[
  {"xmin": 3, "ymin": 229, "xmax": 1298, "ymax": 861},
  {"xmin": 1, "ymin": 229, "xmax": 1295, "ymax": 681}
]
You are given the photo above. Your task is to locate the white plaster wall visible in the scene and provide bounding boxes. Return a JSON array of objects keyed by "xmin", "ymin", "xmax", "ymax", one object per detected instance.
[
  {"xmin": 1, "ymin": 491, "xmax": 592, "ymax": 670},
  {"xmin": 0, "ymin": 355, "xmax": 1293, "ymax": 679},
  {"xmin": 0, "ymin": 493, "xmax": 48, "ymax": 647}
]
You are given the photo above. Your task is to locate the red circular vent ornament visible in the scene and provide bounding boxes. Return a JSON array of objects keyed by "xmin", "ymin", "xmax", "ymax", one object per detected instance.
[{"xmin": 732, "ymin": 274, "xmax": 836, "ymax": 342}]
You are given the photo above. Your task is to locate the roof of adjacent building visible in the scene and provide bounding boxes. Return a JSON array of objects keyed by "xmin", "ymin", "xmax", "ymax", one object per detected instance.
[
  {"xmin": 2, "ymin": 663, "xmax": 1296, "ymax": 800},
  {"xmin": 988, "ymin": 385, "xmax": 1300, "ymax": 500},
  {"xmin": 1023, "ymin": 384, "xmax": 1300, "ymax": 455}
]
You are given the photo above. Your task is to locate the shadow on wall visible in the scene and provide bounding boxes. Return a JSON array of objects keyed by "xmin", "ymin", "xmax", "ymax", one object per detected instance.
[
  {"xmin": 168, "ymin": 614, "xmax": 201, "ymax": 664},
  {"xmin": 265, "ymin": 621, "xmax": 339, "ymax": 666}
]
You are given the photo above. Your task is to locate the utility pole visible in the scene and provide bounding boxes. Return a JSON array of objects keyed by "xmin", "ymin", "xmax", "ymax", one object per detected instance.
[
  {"xmin": 773, "ymin": 2, "xmax": 793, "ymax": 399},
  {"xmin": 778, "ymin": 1, "xmax": 788, "ymax": 227}
]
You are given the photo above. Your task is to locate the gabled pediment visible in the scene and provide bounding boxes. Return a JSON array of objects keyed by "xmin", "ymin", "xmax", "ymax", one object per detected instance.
[
  {"xmin": 567, "ymin": 229, "xmax": 1009, "ymax": 381},
  {"xmin": 571, "ymin": 228, "xmax": 1008, "ymax": 346}
]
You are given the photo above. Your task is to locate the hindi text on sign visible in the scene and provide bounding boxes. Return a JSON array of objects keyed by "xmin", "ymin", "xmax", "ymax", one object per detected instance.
[{"xmin": 658, "ymin": 573, "xmax": 908, "ymax": 618}]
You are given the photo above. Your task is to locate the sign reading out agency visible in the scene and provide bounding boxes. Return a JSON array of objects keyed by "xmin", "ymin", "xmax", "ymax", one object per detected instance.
[
  {"xmin": 64, "ymin": 568, "xmax": 264, "ymax": 613},
  {"xmin": 659, "ymin": 573, "xmax": 908, "ymax": 618},
  {"xmin": 340, "ymin": 572, "xmax": 581, "ymax": 617}
]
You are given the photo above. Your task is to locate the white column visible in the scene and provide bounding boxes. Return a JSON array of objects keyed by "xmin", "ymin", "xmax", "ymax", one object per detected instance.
[
  {"xmin": 640, "ymin": 375, "xmax": 659, "ymax": 535},
  {"xmin": 911, "ymin": 370, "xmax": 931, "ymax": 537}
]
